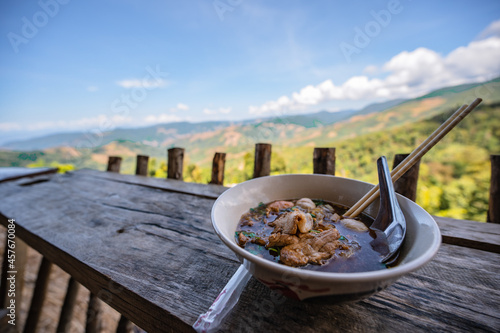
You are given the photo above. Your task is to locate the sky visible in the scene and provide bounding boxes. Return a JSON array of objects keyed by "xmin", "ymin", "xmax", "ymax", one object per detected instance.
[{"xmin": 1, "ymin": 0, "xmax": 499, "ymax": 145}]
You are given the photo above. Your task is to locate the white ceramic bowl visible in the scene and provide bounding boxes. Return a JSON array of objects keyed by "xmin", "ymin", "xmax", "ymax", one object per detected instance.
[{"xmin": 211, "ymin": 174, "xmax": 441, "ymax": 302}]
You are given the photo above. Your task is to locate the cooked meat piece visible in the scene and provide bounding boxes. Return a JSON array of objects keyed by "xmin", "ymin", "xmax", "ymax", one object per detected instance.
[
  {"xmin": 316, "ymin": 223, "xmax": 333, "ymax": 231},
  {"xmin": 239, "ymin": 212, "xmax": 255, "ymax": 226},
  {"xmin": 270, "ymin": 211, "xmax": 297, "ymax": 234},
  {"xmin": 310, "ymin": 209, "xmax": 324, "ymax": 227},
  {"xmin": 271, "ymin": 211, "xmax": 313, "ymax": 234},
  {"xmin": 254, "ymin": 237, "xmax": 267, "ymax": 246},
  {"xmin": 340, "ymin": 218, "xmax": 368, "ymax": 232},
  {"xmin": 280, "ymin": 243, "xmax": 330, "ymax": 266},
  {"xmin": 237, "ymin": 232, "xmax": 249, "ymax": 246},
  {"xmin": 297, "ymin": 213, "xmax": 314, "ymax": 233},
  {"xmin": 280, "ymin": 229, "xmax": 344, "ymax": 267},
  {"xmin": 307, "ymin": 227, "xmax": 340, "ymax": 250},
  {"xmin": 266, "ymin": 200, "xmax": 294, "ymax": 214},
  {"xmin": 267, "ymin": 234, "xmax": 299, "ymax": 247},
  {"xmin": 241, "ymin": 220, "xmax": 254, "ymax": 227},
  {"xmin": 296, "ymin": 198, "xmax": 316, "ymax": 211},
  {"xmin": 331, "ymin": 213, "xmax": 341, "ymax": 222}
]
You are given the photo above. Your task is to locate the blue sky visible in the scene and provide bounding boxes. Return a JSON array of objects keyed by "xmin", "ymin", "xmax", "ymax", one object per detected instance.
[{"xmin": 1, "ymin": 0, "xmax": 499, "ymax": 144}]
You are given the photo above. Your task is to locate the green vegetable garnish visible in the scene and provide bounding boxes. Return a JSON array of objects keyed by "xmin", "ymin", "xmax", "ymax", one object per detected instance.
[
  {"xmin": 268, "ymin": 247, "xmax": 280, "ymax": 255},
  {"xmin": 237, "ymin": 231, "xmax": 256, "ymax": 238}
]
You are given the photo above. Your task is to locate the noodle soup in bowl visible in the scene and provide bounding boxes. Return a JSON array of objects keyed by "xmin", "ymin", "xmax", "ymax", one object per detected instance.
[{"xmin": 211, "ymin": 174, "xmax": 441, "ymax": 303}]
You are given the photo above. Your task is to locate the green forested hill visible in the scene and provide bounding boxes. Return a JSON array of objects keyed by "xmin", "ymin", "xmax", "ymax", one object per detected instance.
[
  {"xmin": 4, "ymin": 102, "xmax": 497, "ymax": 222},
  {"xmin": 1, "ymin": 78, "xmax": 499, "ymax": 222}
]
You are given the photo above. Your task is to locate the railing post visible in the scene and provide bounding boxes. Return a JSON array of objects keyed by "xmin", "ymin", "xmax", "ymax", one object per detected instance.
[
  {"xmin": 313, "ymin": 147, "xmax": 336, "ymax": 175},
  {"xmin": 23, "ymin": 257, "xmax": 53, "ymax": 333},
  {"xmin": 488, "ymin": 154, "xmax": 500, "ymax": 223},
  {"xmin": 392, "ymin": 153, "xmax": 421, "ymax": 202},
  {"xmin": 253, "ymin": 143, "xmax": 272, "ymax": 178},
  {"xmin": 116, "ymin": 315, "xmax": 134, "ymax": 333},
  {"xmin": 86, "ymin": 293, "xmax": 102, "ymax": 333},
  {"xmin": 56, "ymin": 277, "xmax": 80, "ymax": 332},
  {"xmin": 210, "ymin": 152, "xmax": 226, "ymax": 185},
  {"xmin": 167, "ymin": 148, "xmax": 184, "ymax": 180},
  {"xmin": 107, "ymin": 156, "xmax": 122, "ymax": 173},
  {"xmin": 135, "ymin": 155, "xmax": 149, "ymax": 176}
]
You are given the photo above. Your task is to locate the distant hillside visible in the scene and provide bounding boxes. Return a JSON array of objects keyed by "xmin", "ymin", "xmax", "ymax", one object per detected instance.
[
  {"xmin": 0, "ymin": 93, "xmax": 415, "ymax": 151},
  {"xmin": 2, "ymin": 77, "xmax": 499, "ymax": 221}
]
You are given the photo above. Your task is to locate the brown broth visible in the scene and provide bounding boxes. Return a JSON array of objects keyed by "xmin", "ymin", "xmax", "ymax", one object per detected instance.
[{"xmin": 235, "ymin": 199, "xmax": 387, "ymax": 273}]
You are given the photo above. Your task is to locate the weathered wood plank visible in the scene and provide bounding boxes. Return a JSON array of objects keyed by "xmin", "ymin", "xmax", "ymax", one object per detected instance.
[
  {"xmin": 0, "ymin": 171, "xmax": 236, "ymax": 332},
  {"xmin": 0, "ymin": 170, "xmax": 499, "ymax": 333},
  {"xmin": 0, "ymin": 167, "xmax": 57, "ymax": 183},
  {"xmin": 435, "ymin": 216, "xmax": 500, "ymax": 253},
  {"xmin": 76, "ymin": 168, "xmax": 227, "ymax": 199},
  {"xmin": 216, "ymin": 243, "xmax": 500, "ymax": 333}
]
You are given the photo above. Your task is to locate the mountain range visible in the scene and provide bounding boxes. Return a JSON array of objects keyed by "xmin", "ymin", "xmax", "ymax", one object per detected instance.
[{"xmin": 1, "ymin": 76, "xmax": 499, "ymax": 175}]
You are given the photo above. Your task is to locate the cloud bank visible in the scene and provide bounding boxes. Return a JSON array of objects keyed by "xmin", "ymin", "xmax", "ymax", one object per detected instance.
[{"xmin": 249, "ymin": 20, "xmax": 500, "ymax": 115}]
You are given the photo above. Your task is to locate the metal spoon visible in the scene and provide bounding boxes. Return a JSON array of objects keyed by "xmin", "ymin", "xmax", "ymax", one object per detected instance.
[{"xmin": 370, "ymin": 156, "xmax": 406, "ymax": 264}]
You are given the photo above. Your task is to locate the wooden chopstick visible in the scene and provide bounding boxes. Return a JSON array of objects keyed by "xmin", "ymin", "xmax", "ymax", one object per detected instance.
[
  {"xmin": 344, "ymin": 98, "xmax": 482, "ymax": 218},
  {"xmin": 344, "ymin": 103, "xmax": 468, "ymax": 216}
]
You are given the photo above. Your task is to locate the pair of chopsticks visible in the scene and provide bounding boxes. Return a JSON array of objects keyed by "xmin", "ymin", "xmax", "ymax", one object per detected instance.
[{"xmin": 344, "ymin": 98, "xmax": 483, "ymax": 218}]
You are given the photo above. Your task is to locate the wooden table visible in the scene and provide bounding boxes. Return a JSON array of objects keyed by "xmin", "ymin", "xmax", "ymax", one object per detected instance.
[
  {"xmin": 0, "ymin": 169, "xmax": 499, "ymax": 332},
  {"xmin": 0, "ymin": 167, "xmax": 57, "ymax": 183}
]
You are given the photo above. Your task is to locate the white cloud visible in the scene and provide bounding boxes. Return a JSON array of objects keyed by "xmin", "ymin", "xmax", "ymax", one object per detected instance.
[
  {"xmin": 116, "ymin": 78, "xmax": 167, "ymax": 89},
  {"xmin": 0, "ymin": 115, "xmax": 134, "ymax": 133},
  {"xmin": 169, "ymin": 103, "xmax": 190, "ymax": 113},
  {"xmin": 144, "ymin": 114, "xmax": 182, "ymax": 124},
  {"xmin": 203, "ymin": 107, "xmax": 232, "ymax": 115},
  {"xmin": 0, "ymin": 122, "xmax": 22, "ymax": 131},
  {"xmin": 476, "ymin": 19, "xmax": 500, "ymax": 40},
  {"xmin": 87, "ymin": 86, "xmax": 98, "ymax": 92},
  {"xmin": 363, "ymin": 65, "xmax": 378, "ymax": 74},
  {"xmin": 249, "ymin": 33, "xmax": 500, "ymax": 115}
]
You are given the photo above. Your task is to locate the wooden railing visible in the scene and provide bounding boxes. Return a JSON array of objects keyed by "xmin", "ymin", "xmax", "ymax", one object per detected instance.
[
  {"xmin": 0, "ymin": 143, "xmax": 498, "ymax": 332},
  {"xmin": 106, "ymin": 143, "xmax": 499, "ymax": 224}
]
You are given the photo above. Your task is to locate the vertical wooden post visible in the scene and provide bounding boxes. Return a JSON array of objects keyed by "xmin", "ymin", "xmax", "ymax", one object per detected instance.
[
  {"xmin": 167, "ymin": 148, "xmax": 184, "ymax": 180},
  {"xmin": 86, "ymin": 293, "xmax": 102, "ymax": 333},
  {"xmin": 313, "ymin": 148, "xmax": 336, "ymax": 175},
  {"xmin": 488, "ymin": 154, "xmax": 500, "ymax": 223},
  {"xmin": 135, "ymin": 155, "xmax": 149, "ymax": 176},
  {"xmin": 210, "ymin": 153, "xmax": 226, "ymax": 185},
  {"xmin": 56, "ymin": 277, "xmax": 80, "ymax": 332},
  {"xmin": 23, "ymin": 257, "xmax": 53, "ymax": 333},
  {"xmin": 392, "ymin": 153, "xmax": 421, "ymax": 202},
  {"xmin": 253, "ymin": 143, "xmax": 272, "ymax": 178},
  {"xmin": 116, "ymin": 315, "xmax": 134, "ymax": 333},
  {"xmin": 107, "ymin": 156, "xmax": 122, "ymax": 173}
]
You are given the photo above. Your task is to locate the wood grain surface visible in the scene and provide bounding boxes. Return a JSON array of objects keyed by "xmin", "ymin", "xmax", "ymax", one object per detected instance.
[{"xmin": 0, "ymin": 170, "xmax": 499, "ymax": 333}]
